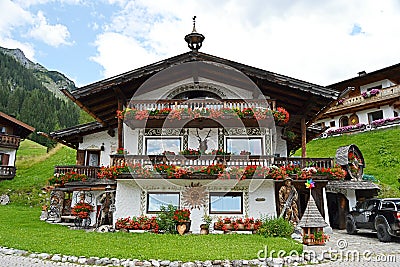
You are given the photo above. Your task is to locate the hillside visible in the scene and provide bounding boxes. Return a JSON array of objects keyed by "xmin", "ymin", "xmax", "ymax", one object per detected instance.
[
  {"xmin": 0, "ymin": 46, "xmax": 93, "ymax": 146},
  {"xmin": 295, "ymin": 126, "xmax": 400, "ymax": 197},
  {"xmin": 1, "ymin": 128, "xmax": 398, "ymax": 207}
]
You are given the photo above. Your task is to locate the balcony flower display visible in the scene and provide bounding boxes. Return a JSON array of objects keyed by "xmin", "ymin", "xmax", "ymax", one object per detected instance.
[
  {"xmin": 180, "ymin": 149, "xmax": 201, "ymax": 156},
  {"xmin": 116, "ymin": 106, "xmax": 290, "ymax": 125},
  {"xmin": 327, "ymin": 123, "xmax": 365, "ymax": 135},
  {"xmin": 371, "ymin": 116, "xmax": 400, "ymax": 127},
  {"xmin": 48, "ymin": 171, "xmax": 87, "ymax": 186},
  {"xmin": 361, "ymin": 89, "xmax": 380, "ymax": 98},
  {"xmin": 97, "ymin": 165, "xmax": 129, "ymax": 179}
]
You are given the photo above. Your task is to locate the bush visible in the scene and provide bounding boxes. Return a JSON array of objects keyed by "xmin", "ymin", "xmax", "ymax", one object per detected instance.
[
  {"xmin": 157, "ymin": 205, "xmax": 177, "ymax": 234},
  {"xmin": 257, "ymin": 216, "xmax": 294, "ymax": 238}
]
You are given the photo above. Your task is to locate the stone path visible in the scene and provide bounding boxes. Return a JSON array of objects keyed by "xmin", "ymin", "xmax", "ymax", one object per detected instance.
[
  {"xmin": 302, "ymin": 229, "xmax": 400, "ymax": 266},
  {"xmin": 0, "ymin": 229, "xmax": 399, "ymax": 266}
]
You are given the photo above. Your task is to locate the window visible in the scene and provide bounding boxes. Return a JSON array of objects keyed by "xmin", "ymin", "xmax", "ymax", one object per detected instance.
[
  {"xmin": 0, "ymin": 126, "xmax": 5, "ymax": 133},
  {"xmin": 147, "ymin": 193, "xmax": 180, "ymax": 213},
  {"xmin": 339, "ymin": 116, "xmax": 349, "ymax": 127},
  {"xmin": 145, "ymin": 138, "xmax": 181, "ymax": 155},
  {"xmin": 367, "ymin": 110, "xmax": 383, "ymax": 123},
  {"xmin": 86, "ymin": 151, "xmax": 100, "ymax": 166},
  {"xmin": 209, "ymin": 192, "xmax": 243, "ymax": 214},
  {"xmin": 394, "ymin": 111, "xmax": 398, "ymax": 117},
  {"xmin": 330, "ymin": 121, "xmax": 336, "ymax": 127},
  {"xmin": 226, "ymin": 137, "xmax": 262, "ymax": 155}
]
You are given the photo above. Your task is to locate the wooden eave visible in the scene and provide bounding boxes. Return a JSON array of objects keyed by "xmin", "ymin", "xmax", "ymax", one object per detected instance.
[
  {"xmin": 46, "ymin": 122, "xmax": 107, "ymax": 149},
  {"xmin": 0, "ymin": 111, "xmax": 35, "ymax": 138},
  {"xmin": 320, "ymin": 97, "xmax": 400, "ymax": 119}
]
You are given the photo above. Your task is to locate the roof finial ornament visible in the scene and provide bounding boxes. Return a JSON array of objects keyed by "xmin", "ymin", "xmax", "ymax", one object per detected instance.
[
  {"xmin": 185, "ymin": 16, "xmax": 205, "ymax": 52},
  {"xmin": 192, "ymin": 16, "xmax": 197, "ymax": 32}
]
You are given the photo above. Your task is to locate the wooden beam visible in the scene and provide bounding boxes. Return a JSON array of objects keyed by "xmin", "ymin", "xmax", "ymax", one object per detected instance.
[
  {"xmin": 117, "ymin": 98, "xmax": 123, "ymax": 150},
  {"xmin": 61, "ymin": 89, "xmax": 108, "ymax": 127},
  {"xmin": 301, "ymin": 117, "xmax": 307, "ymax": 158}
]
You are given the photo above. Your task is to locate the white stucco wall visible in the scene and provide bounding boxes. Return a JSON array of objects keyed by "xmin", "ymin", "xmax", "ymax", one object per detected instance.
[
  {"xmin": 71, "ymin": 190, "xmax": 106, "ymax": 227},
  {"xmin": 113, "ymin": 178, "xmax": 278, "ymax": 234},
  {"xmin": 248, "ymin": 180, "xmax": 277, "ymax": 218},
  {"xmin": 79, "ymin": 130, "xmax": 118, "ymax": 166}
]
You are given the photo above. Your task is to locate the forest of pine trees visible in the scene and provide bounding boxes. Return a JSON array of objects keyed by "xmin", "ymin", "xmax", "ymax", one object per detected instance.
[{"xmin": 0, "ymin": 51, "xmax": 82, "ymax": 147}]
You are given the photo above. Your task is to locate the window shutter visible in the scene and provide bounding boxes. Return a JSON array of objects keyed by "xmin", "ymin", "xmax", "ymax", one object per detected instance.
[{"xmin": 76, "ymin": 150, "xmax": 85, "ymax": 165}]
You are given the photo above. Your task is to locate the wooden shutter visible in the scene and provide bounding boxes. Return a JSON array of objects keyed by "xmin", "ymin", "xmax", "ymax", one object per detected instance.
[
  {"xmin": 1, "ymin": 153, "xmax": 10, "ymax": 165},
  {"xmin": 76, "ymin": 150, "xmax": 85, "ymax": 165}
]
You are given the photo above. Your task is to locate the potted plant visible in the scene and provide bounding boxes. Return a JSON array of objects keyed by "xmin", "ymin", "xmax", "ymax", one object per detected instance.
[
  {"xmin": 200, "ymin": 214, "xmax": 212, "ymax": 234},
  {"xmin": 173, "ymin": 208, "xmax": 191, "ymax": 235}
]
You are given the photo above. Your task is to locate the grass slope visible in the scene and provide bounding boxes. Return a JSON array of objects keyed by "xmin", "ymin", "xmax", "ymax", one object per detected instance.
[
  {"xmin": 0, "ymin": 140, "xmax": 75, "ymax": 206},
  {"xmin": 295, "ymin": 126, "xmax": 400, "ymax": 197}
]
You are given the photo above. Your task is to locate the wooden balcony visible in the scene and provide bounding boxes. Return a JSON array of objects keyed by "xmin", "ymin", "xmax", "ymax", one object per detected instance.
[
  {"xmin": 124, "ymin": 99, "xmax": 276, "ymax": 128},
  {"xmin": 0, "ymin": 166, "xmax": 16, "ymax": 180},
  {"xmin": 54, "ymin": 166, "xmax": 101, "ymax": 179},
  {"xmin": 327, "ymin": 84, "xmax": 400, "ymax": 115},
  {"xmin": 0, "ymin": 134, "xmax": 20, "ymax": 149},
  {"xmin": 110, "ymin": 155, "xmax": 334, "ymax": 169},
  {"xmin": 127, "ymin": 99, "xmax": 276, "ymax": 111},
  {"xmin": 53, "ymin": 155, "xmax": 334, "ymax": 181}
]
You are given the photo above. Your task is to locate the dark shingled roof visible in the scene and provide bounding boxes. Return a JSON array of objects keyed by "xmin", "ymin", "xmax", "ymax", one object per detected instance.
[
  {"xmin": 298, "ymin": 195, "xmax": 328, "ymax": 228},
  {"xmin": 326, "ymin": 180, "xmax": 380, "ymax": 190}
]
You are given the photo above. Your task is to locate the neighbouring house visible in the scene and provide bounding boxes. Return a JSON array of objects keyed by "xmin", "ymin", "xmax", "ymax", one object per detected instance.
[
  {"xmin": 0, "ymin": 111, "xmax": 35, "ymax": 180},
  {"xmin": 313, "ymin": 63, "xmax": 400, "ymax": 137},
  {"xmin": 42, "ymin": 23, "xmax": 351, "ymax": 232}
]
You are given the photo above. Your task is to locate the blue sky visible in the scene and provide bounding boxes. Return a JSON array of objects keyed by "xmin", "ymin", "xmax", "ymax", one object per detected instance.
[{"xmin": 2, "ymin": 0, "xmax": 400, "ymax": 87}]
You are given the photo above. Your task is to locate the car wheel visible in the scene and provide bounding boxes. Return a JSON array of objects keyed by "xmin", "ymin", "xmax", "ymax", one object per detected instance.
[
  {"xmin": 376, "ymin": 224, "xmax": 392, "ymax": 242},
  {"xmin": 346, "ymin": 218, "xmax": 357, "ymax": 235}
]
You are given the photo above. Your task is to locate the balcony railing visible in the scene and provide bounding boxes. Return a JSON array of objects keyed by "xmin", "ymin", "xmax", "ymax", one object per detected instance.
[
  {"xmin": 127, "ymin": 99, "xmax": 276, "ymax": 111},
  {"xmin": 54, "ymin": 166, "xmax": 101, "ymax": 179},
  {"xmin": 0, "ymin": 166, "xmax": 16, "ymax": 180},
  {"xmin": 0, "ymin": 134, "xmax": 20, "ymax": 149},
  {"xmin": 110, "ymin": 155, "xmax": 334, "ymax": 169},
  {"xmin": 330, "ymin": 84, "xmax": 400, "ymax": 112}
]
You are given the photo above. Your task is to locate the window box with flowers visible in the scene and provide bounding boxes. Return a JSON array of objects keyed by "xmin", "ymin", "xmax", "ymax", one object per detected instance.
[
  {"xmin": 48, "ymin": 171, "xmax": 87, "ymax": 186},
  {"xmin": 214, "ymin": 217, "xmax": 262, "ymax": 233},
  {"xmin": 115, "ymin": 215, "xmax": 159, "ymax": 233},
  {"xmin": 173, "ymin": 208, "xmax": 191, "ymax": 235}
]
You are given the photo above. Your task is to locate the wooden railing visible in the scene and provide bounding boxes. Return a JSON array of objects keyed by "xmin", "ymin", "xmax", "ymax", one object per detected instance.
[
  {"xmin": 0, "ymin": 134, "xmax": 20, "ymax": 148},
  {"xmin": 110, "ymin": 155, "xmax": 334, "ymax": 169},
  {"xmin": 127, "ymin": 99, "xmax": 276, "ymax": 111},
  {"xmin": 330, "ymin": 84, "xmax": 400, "ymax": 111},
  {"xmin": 53, "ymin": 156, "xmax": 334, "ymax": 180},
  {"xmin": 0, "ymin": 166, "xmax": 16, "ymax": 180},
  {"xmin": 54, "ymin": 166, "xmax": 101, "ymax": 179}
]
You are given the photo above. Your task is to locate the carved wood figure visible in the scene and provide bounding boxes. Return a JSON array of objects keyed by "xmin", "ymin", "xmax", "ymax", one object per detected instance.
[{"xmin": 195, "ymin": 129, "xmax": 212, "ymax": 154}]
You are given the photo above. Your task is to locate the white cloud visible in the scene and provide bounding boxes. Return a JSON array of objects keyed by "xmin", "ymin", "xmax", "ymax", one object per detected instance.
[
  {"xmin": 86, "ymin": 0, "xmax": 400, "ymax": 85},
  {"xmin": 28, "ymin": 11, "xmax": 72, "ymax": 47},
  {"xmin": 0, "ymin": 0, "xmax": 33, "ymax": 36},
  {"xmin": 90, "ymin": 32, "xmax": 158, "ymax": 78}
]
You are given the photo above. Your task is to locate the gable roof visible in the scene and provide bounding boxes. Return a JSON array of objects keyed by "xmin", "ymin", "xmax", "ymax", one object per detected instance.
[
  {"xmin": 0, "ymin": 111, "xmax": 35, "ymax": 138},
  {"xmin": 56, "ymin": 51, "xmax": 340, "ymax": 152},
  {"xmin": 329, "ymin": 62, "xmax": 400, "ymax": 92},
  {"xmin": 298, "ymin": 194, "xmax": 328, "ymax": 228}
]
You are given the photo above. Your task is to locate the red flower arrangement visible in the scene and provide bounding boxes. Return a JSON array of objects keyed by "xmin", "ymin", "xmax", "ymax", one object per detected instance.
[
  {"xmin": 115, "ymin": 216, "xmax": 159, "ymax": 233},
  {"xmin": 97, "ymin": 165, "xmax": 129, "ymax": 179},
  {"xmin": 273, "ymin": 107, "xmax": 290, "ymax": 125},
  {"xmin": 72, "ymin": 202, "xmax": 94, "ymax": 219},
  {"xmin": 173, "ymin": 209, "xmax": 191, "ymax": 222}
]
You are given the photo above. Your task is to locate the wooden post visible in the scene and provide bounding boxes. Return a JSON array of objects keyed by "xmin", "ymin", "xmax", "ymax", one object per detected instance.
[
  {"xmin": 301, "ymin": 117, "xmax": 306, "ymax": 158},
  {"xmin": 117, "ymin": 99, "xmax": 123, "ymax": 150}
]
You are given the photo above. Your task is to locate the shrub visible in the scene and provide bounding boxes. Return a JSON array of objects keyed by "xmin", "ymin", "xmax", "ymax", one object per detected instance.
[
  {"xmin": 157, "ymin": 204, "xmax": 178, "ymax": 234},
  {"xmin": 257, "ymin": 216, "xmax": 294, "ymax": 238}
]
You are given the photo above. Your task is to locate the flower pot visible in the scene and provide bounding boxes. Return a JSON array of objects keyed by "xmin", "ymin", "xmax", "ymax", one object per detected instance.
[
  {"xmin": 200, "ymin": 229, "xmax": 209, "ymax": 235},
  {"xmin": 236, "ymin": 223, "xmax": 245, "ymax": 230},
  {"xmin": 176, "ymin": 221, "xmax": 191, "ymax": 235}
]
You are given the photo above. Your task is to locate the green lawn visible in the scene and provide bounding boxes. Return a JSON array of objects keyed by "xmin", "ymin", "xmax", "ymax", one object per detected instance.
[{"xmin": 0, "ymin": 204, "xmax": 302, "ymax": 261}]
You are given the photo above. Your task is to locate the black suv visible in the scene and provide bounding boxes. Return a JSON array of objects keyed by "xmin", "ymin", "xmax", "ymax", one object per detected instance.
[{"xmin": 346, "ymin": 198, "xmax": 400, "ymax": 242}]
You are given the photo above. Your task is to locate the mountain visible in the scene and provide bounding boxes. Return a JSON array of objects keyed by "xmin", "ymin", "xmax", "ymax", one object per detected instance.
[
  {"xmin": 0, "ymin": 46, "xmax": 83, "ymax": 147},
  {"xmin": 0, "ymin": 47, "xmax": 75, "ymax": 98}
]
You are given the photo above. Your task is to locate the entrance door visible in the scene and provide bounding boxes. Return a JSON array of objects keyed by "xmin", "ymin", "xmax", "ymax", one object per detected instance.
[{"xmin": 327, "ymin": 192, "xmax": 349, "ymax": 229}]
